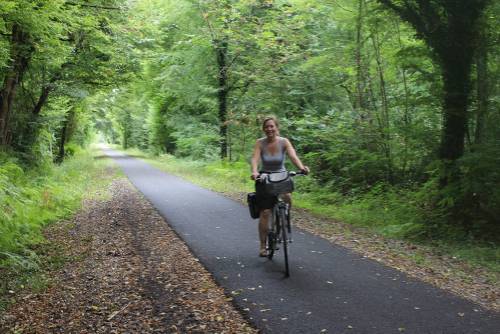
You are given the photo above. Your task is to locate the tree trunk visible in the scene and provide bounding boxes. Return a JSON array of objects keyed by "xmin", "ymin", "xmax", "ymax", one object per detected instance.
[
  {"xmin": 122, "ymin": 110, "xmax": 131, "ymax": 150},
  {"xmin": 33, "ymin": 70, "xmax": 63, "ymax": 116},
  {"xmin": 355, "ymin": 0, "xmax": 367, "ymax": 114},
  {"xmin": 439, "ymin": 52, "xmax": 473, "ymax": 165},
  {"xmin": 216, "ymin": 39, "xmax": 229, "ymax": 159},
  {"xmin": 33, "ymin": 86, "xmax": 52, "ymax": 116},
  {"xmin": 57, "ymin": 108, "xmax": 79, "ymax": 163},
  {"xmin": 56, "ymin": 119, "xmax": 68, "ymax": 164},
  {"xmin": 0, "ymin": 24, "xmax": 33, "ymax": 145},
  {"xmin": 0, "ymin": 76, "xmax": 16, "ymax": 145},
  {"xmin": 474, "ymin": 28, "xmax": 488, "ymax": 145},
  {"xmin": 396, "ymin": 21, "xmax": 411, "ymax": 176},
  {"xmin": 371, "ymin": 31, "xmax": 394, "ymax": 183}
]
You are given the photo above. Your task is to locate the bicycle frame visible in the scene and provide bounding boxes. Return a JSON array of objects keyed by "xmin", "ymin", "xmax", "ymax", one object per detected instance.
[{"xmin": 271, "ymin": 195, "xmax": 291, "ymax": 241}]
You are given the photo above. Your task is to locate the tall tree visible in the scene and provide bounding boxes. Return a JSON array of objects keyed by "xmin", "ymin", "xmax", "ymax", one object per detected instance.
[
  {"xmin": 377, "ymin": 0, "xmax": 490, "ymax": 182},
  {"xmin": 199, "ymin": 6, "xmax": 231, "ymax": 159}
]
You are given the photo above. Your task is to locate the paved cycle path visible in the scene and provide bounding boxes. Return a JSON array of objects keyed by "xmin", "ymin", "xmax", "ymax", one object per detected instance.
[{"xmin": 104, "ymin": 148, "xmax": 499, "ymax": 334}]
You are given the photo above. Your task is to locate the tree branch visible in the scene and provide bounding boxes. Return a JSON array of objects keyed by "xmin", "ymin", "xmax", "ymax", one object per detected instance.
[
  {"xmin": 330, "ymin": 0, "xmax": 354, "ymax": 13},
  {"xmin": 415, "ymin": 0, "xmax": 443, "ymax": 36},
  {"xmin": 200, "ymin": 12, "xmax": 218, "ymax": 44},
  {"xmin": 377, "ymin": 0, "xmax": 430, "ymax": 38},
  {"xmin": 225, "ymin": 51, "xmax": 241, "ymax": 73},
  {"xmin": 377, "ymin": 0, "xmax": 404, "ymax": 14}
]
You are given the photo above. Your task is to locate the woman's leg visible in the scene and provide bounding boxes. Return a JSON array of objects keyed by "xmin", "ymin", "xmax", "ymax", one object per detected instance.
[
  {"xmin": 259, "ymin": 209, "xmax": 271, "ymax": 254},
  {"xmin": 283, "ymin": 193, "xmax": 292, "ymax": 208}
]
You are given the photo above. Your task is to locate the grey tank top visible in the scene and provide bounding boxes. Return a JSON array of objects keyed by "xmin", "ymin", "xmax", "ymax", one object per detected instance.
[{"xmin": 260, "ymin": 137, "xmax": 286, "ymax": 172}]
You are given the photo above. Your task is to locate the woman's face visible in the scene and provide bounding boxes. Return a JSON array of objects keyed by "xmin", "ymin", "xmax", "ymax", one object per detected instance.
[{"xmin": 263, "ymin": 120, "xmax": 278, "ymax": 138}]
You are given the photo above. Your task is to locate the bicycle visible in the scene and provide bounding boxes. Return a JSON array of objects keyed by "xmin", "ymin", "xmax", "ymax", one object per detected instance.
[{"xmin": 258, "ymin": 171, "xmax": 305, "ymax": 277}]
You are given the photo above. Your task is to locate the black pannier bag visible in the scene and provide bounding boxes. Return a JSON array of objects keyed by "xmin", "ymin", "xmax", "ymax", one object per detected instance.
[
  {"xmin": 264, "ymin": 171, "xmax": 294, "ymax": 195},
  {"xmin": 247, "ymin": 192, "xmax": 259, "ymax": 219}
]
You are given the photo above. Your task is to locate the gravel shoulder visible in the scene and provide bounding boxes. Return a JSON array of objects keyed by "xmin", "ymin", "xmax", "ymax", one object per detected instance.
[{"xmin": 1, "ymin": 176, "xmax": 256, "ymax": 333}]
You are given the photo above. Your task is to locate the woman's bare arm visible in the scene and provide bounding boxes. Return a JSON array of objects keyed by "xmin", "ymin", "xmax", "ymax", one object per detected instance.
[{"xmin": 251, "ymin": 140, "xmax": 261, "ymax": 179}]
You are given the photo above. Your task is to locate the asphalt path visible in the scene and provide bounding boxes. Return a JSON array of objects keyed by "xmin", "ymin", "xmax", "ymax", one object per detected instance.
[{"xmin": 104, "ymin": 148, "xmax": 500, "ymax": 334}]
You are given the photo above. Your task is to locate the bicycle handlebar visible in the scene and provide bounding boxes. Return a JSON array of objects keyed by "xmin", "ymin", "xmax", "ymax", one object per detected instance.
[
  {"xmin": 255, "ymin": 170, "xmax": 307, "ymax": 181},
  {"xmin": 288, "ymin": 171, "xmax": 308, "ymax": 177}
]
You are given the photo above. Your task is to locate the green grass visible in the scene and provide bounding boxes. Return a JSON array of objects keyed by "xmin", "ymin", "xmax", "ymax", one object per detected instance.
[
  {"xmin": 120, "ymin": 147, "xmax": 499, "ymax": 277},
  {"xmin": 0, "ymin": 145, "xmax": 117, "ymax": 311}
]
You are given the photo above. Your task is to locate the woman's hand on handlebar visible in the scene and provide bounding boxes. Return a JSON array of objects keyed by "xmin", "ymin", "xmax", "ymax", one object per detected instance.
[
  {"xmin": 300, "ymin": 166, "xmax": 310, "ymax": 175},
  {"xmin": 251, "ymin": 172, "xmax": 260, "ymax": 180}
]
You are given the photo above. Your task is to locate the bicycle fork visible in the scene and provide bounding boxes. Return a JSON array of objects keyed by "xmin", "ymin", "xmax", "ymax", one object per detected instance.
[{"xmin": 275, "ymin": 202, "xmax": 292, "ymax": 243}]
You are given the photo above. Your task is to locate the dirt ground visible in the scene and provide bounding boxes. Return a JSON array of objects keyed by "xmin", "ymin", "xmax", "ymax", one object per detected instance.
[{"xmin": 1, "ymin": 178, "xmax": 256, "ymax": 333}]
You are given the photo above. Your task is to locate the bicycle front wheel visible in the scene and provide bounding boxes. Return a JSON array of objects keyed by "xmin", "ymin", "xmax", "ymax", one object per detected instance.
[
  {"xmin": 267, "ymin": 231, "xmax": 276, "ymax": 259},
  {"xmin": 279, "ymin": 207, "xmax": 290, "ymax": 277}
]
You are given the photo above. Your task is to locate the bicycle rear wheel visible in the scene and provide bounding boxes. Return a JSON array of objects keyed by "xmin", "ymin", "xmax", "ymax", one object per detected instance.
[{"xmin": 279, "ymin": 207, "xmax": 290, "ymax": 277}]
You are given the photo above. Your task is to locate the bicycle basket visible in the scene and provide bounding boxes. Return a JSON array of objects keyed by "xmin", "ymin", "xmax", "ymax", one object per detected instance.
[{"xmin": 264, "ymin": 171, "xmax": 294, "ymax": 195}]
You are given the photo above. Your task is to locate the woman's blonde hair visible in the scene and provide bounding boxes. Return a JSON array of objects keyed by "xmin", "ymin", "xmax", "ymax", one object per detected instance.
[{"xmin": 262, "ymin": 116, "xmax": 279, "ymax": 130}]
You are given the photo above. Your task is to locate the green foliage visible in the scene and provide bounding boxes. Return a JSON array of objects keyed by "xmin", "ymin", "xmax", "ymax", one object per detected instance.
[
  {"xmin": 448, "ymin": 142, "xmax": 500, "ymax": 237},
  {"xmin": 171, "ymin": 120, "xmax": 219, "ymax": 160},
  {"xmin": 0, "ymin": 0, "xmax": 128, "ymax": 162},
  {"xmin": 149, "ymin": 102, "xmax": 176, "ymax": 155},
  {"xmin": 86, "ymin": 0, "xmax": 500, "ymax": 239}
]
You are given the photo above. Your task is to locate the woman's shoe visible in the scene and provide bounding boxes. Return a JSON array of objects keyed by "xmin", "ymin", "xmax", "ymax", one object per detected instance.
[{"xmin": 259, "ymin": 248, "xmax": 267, "ymax": 257}]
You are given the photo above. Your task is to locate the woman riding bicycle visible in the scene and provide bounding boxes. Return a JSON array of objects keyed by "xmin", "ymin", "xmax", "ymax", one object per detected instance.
[{"xmin": 251, "ymin": 116, "xmax": 309, "ymax": 257}]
